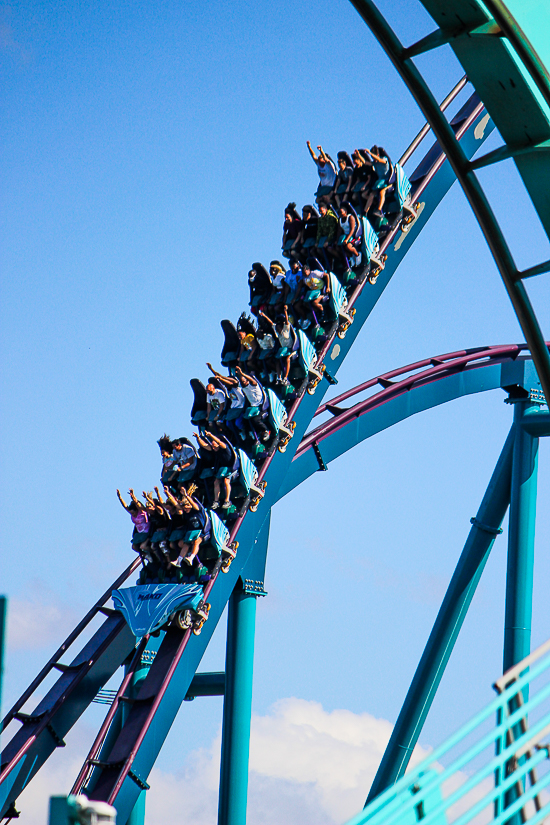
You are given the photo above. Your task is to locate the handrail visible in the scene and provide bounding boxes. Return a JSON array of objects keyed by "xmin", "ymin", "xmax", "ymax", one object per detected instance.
[{"xmin": 345, "ymin": 638, "xmax": 550, "ymax": 825}]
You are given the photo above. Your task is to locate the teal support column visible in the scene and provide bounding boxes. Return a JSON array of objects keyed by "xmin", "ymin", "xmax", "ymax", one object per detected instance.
[
  {"xmin": 497, "ymin": 402, "xmax": 539, "ymax": 822},
  {"xmin": 218, "ymin": 587, "xmax": 258, "ymax": 825},
  {"xmin": 217, "ymin": 513, "xmax": 269, "ymax": 825},
  {"xmin": 367, "ymin": 426, "xmax": 514, "ymax": 804},
  {"xmin": 503, "ymin": 401, "xmax": 539, "ymax": 674},
  {"xmin": 121, "ymin": 651, "xmax": 153, "ymax": 825}
]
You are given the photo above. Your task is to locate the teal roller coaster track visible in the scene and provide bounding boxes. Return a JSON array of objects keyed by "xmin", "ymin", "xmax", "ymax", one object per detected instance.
[{"xmin": 1, "ymin": 2, "xmax": 549, "ymax": 824}]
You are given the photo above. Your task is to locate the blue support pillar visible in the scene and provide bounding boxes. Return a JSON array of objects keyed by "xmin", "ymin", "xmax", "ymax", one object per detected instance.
[
  {"xmin": 217, "ymin": 587, "xmax": 258, "ymax": 825},
  {"xmin": 121, "ymin": 650, "xmax": 154, "ymax": 825},
  {"xmin": 366, "ymin": 426, "xmax": 515, "ymax": 804},
  {"xmin": 503, "ymin": 401, "xmax": 539, "ymax": 673},
  {"xmin": 217, "ymin": 513, "xmax": 270, "ymax": 825},
  {"xmin": 497, "ymin": 401, "xmax": 539, "ymax": 822}
]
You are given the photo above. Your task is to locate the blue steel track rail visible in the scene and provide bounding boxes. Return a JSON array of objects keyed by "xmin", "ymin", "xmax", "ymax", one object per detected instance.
[{"xmin": 0, "ymin": 89, "xmax": 496, "ymax": 820}]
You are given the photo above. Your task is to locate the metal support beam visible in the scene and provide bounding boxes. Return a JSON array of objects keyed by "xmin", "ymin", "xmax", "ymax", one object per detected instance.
[
  {"xmin": 498, "ymin": 402, "xmax": 539, "ymax": 825},
  {"xmin": 366, "ymin": 426, "xmax": 515, "ymax": 804},
  {"xmin": 184, "ymin": 672, "xmax": 225, "ymax": 700},
  {"xmin": 218, "ymin": 587, "xmax": 258, "ymax": 825},
  {"xmin": 503, "ymin": 402, "xmax": 539, "ymax": 673}
]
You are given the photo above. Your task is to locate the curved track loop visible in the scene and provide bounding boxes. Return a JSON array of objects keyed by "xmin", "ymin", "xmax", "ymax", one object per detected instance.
[
  {"xmin": 303, "ymin": 344, "xmax": 540, "ymax": 450},
  {"xmin": 348, "ymin": 0, "xmax": 550, "ymax": 404},
  {"xmin": 279, "ymin": 343, "xmax": 548, "ymax": 500},
  {"xmin": 0, "ymin": 83, "xmax": 513, "ymax": 822}
]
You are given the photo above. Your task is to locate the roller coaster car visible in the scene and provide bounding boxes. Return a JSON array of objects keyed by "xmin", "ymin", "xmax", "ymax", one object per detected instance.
[
  {"xmin": 248, "ymin": 262, "xmax": 272, "ymax": 309},
  {"xmin": 277, "ymin": 420, "xmax": 295, "ymax": 452},
  {"xmin": 190, "ymin": 379, "xmax": 207, "ymax": 426},
  {"xmin": 204, "ymin": 508, "xmax": 239, "ymax": 573},
  {"xmin": 265, "ymin": 387, "xmax": 295, "ymax": 452},
  {"xmin": 296, "ymin": 329, "xmax": 323, "ymax": 394},
  {"xmin": 401, "ymin": 199, "xmax": 420, "ymax": 231},
  {"xmin": 112, "ymin": 582, "xmax": 207, "ymax": 637},
  {"xmin": 368, "ymin": 252, "xmax": 387, "ymax": 285},
  {"xmin": 235, "ymin": 447, "xmax": 267, "ymax": 512}
]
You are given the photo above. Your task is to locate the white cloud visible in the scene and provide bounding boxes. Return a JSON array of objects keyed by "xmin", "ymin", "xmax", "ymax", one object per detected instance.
[
  {"xmin": 142, "ymin": 698, "xmax": 431, "ymax": 825},
  {"xmin": 8, "ymin": 698, "xmax": 432, "ymax": 825}
]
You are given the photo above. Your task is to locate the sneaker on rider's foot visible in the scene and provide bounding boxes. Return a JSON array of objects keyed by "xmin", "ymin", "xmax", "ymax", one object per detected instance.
[
  {"xmin": 261, "ymin": 430, "xmax": 270, "ymax": 442},
  {"xmin": 222, "ymin": 501, "xmax": 231, "ymax": 509},
  {"xmin": 211, "ymin": 501, "xmax": 220, "ymax": 510},
  {"xmin": 170, "ymin": 557, "xmax": 182, "ymax": 568}
]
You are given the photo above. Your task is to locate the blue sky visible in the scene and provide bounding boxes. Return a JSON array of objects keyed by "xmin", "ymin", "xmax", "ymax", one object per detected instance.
[{"xmin": 1, "ymin": 0, "xmax": 549, "ymax": 822}]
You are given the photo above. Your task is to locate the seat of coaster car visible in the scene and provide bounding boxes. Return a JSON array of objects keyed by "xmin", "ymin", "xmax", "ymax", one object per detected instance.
[
  {"xmin": 190, "ymin": 378, "xmax": 207, "ymax": 424},
  {"xmin": 249, "ymin": 262, "xmax": 272, "ymax": 306},
  {"xmin": 221, "ymin": 319, "xmax": 241, "ymax": 366}
]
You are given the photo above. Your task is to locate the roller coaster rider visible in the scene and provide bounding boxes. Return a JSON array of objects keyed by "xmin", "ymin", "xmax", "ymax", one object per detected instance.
[
  {"xmin": 194, "ymin": 430, "xmax": 239, "ymax": 510},
  {"xmin": 258, "ymin": 305, "xmax": 298, "ymax": 386},
  {"xmin": 306, "ymin": 140, "xmax": 337, "ymax": 206},
  {"xmin": 268, "ymin": 260, "xmax": 288, "ymax": 311},
  {"xmin": 117, "ymin": 488, "xmax": 156, "ymax": 558},
  {"xmin": 315, "ymin": 202, "xmax": 339, "ymax": 269},
  {"xmin": 170, "ymin": 437, "xmax": 199, "ymax": 486},
  {"xmin": 206, "ymin": 362, "xmax": 247, "ymax": 439},
  {"xmin": 364, "ymin": 145, "xmax": 394, "ymax": 218},
  {"xmin": 164, "ymin": 486, "xmax": 211, "ymax": 568},
  {"xmin": 331, "ymin": 151, "xmax": 354, "ymax": 207},
  {"xmin": 332, "ymin": 202, "xmax": 361, "ymax": 271},
  {"xmin": 302, "ymin": 264, "xmax": 330, "ymax": 320},
  {"xmin": 235, "ymin": 365, "xmax": 271, "ymax": 442},
  {"xmin": 282, "ymin": 203, "xmax": 303, "ymax": 260},
  {"xmin": 206, "ymin": 379, "xmax": 226, "ymax": 425}
]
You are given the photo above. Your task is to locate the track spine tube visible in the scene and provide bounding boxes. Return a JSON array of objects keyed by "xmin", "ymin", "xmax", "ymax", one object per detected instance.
[{"xmin": 366, "ymin": 425, "xmax": 515, "ymax": 804}]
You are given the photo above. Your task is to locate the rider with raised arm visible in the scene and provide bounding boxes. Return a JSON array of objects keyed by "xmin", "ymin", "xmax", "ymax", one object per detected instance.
[
  {"xmin": 206, "ymin": 362, "xmax": 246, "ymax": 438},
  {"xmin": 206, "ymin": 380, "xmax": 226, "ymax": 425},
  {"xmin": 331, "ymin": 202, "xmax": 361, "ymax": 272},
  {"xmin": 363, "ymin": 146, "xmax": 393, "ymax": 217},
  {"xmin": 235, "ymin": 365, "xmax": 271, "ymax": 442},
  {"xmin": 259, "ymin": 304, "xmax": 297, "ymax": 386},
  {"xmin": 165, "ymin": 485, "xmax": 209, "ymax": 568},
  {"xmin": 307, "ymin": 141, "xmax": 337, "ymax": 205},
  {"xmin": 194, "ymin": 430, "xmax": 238, "ymax": 510}
]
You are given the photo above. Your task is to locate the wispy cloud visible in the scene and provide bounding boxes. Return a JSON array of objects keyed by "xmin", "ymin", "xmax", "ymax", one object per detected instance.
[{"xmin": 6, "ymin": 591, "xmax": 77, "ymax": 651}]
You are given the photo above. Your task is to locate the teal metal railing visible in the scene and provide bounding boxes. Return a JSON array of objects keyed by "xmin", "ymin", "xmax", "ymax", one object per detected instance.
[{"xmin": 345, "ymin": 638, "xmax": 550, "ymax": 825}]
